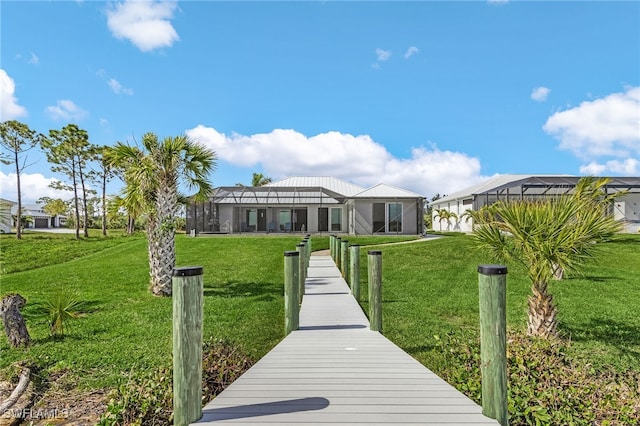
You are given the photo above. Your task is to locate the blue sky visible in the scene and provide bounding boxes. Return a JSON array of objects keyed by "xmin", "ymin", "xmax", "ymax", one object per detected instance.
[{"xmin": 1, "ymin": 0, "xmax": 639, "ymax": 204}]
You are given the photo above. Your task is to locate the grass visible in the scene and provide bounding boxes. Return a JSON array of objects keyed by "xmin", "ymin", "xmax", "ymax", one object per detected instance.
[
  {"xmin": 0, "ymin": 231, "xmax": 418, "ymax": 389},
  {"xmin": 358, "ymin": 233, "xmax": 640, "ymax": 373},
  {"xmin": 1, "ymin": 230, "xmax": 637, "ymax": 396}
]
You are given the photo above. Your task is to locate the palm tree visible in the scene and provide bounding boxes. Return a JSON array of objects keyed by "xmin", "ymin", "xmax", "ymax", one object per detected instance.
[
  {"xmin": 469, "ymin": 177, "xmax": 622, "ymax": 338},
  {"xmin": 251, "ymin": 173, "xmax": 272, "ymax": 187},
  {"xmin": 108, "ymin": 133, "xmax": 216, "ymax": 296},
  {"xmin": 433, "ymin": 208, "xmax": 449, "ymax": 231}
]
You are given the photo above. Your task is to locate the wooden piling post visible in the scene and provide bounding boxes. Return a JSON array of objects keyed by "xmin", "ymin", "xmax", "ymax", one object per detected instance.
[
  {"xmin": 478, "ymin": 264, "xmax": 508, "ymax": 426},
  {"xmin": 350, "ymin": 244, "xmax": 360, "ymax": 300},
  {"xmin": 284, "ymin": 251, "xmax": 300, "ymax": 335},
  {"xmin": 341, "ymin": 240, "xmax": 349, "ymax": 279},
  {"xmin": 368, "ymin": 250, "xmax": 382, "ymax": 332},
  {"xmin": 296, "ymin": 243, "xmax": 306, "ymax": 305},
  {"xmin": 305, "ymin": 236, "xmax": 311, "ymax": 263},
  {"xmin": 330, "ymin": 235, "xmax": 336, "ymax": 259},
  {"xmin": 335, "ymin": 237, "xmax": 342, "ymax": 269},
  {"xmin": 172, "ymin": 266, "xmax": 204, "ymax": 426}
]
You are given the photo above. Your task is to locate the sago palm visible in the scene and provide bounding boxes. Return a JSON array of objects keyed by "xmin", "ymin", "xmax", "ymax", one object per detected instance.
[
  {"xmin": 108, "ymin": 133, "xmax": 216, "ymax": 296},
  {"xmin": 470, "ymin": 177, "xmax": 622, "ymax": 338}
]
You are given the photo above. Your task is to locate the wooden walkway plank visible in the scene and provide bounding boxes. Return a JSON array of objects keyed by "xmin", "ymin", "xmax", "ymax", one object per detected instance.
[{"xmin": 194, "ymin": 255, "xmax": 499, "ymax": 425}]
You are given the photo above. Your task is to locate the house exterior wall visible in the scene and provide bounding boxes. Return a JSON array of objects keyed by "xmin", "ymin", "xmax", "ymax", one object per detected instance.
[{"xmin": 431, "ymin": 199, "xmax": 474, "ymax": 233}]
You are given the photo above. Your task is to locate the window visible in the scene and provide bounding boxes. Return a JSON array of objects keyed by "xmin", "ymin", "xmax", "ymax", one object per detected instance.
[{"xmin": 330, "ymin": 207, "xmax": 342, "ymax": 231}]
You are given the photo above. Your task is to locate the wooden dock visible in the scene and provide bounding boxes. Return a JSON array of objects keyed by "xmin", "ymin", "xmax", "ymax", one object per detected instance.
[{"xmin": 194, "ymin": 255, "xmax": 500, "ymax": 425}]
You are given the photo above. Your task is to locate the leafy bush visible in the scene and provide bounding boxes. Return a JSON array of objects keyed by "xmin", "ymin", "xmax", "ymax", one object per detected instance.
[
  {"xmin": 432, "ymin": 331, "xmax": 640, "ymax": 425},
  {"xmin": 202, "ymin": 338, "xmax": 254, "ymax": 403},
  {"xmin": 99, "ymin": 339, "xmax": 254, "ymax": 425}
]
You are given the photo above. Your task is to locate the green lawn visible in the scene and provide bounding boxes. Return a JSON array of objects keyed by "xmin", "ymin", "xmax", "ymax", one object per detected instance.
[
  {"xmin": 1, "ymin": 231, "xmax": 638, "ymax": 394},
  {"xmin": 358, "ymin": 233, "xmax": 640, "ymax": 373},
  {"xmin": 0, "ymin": 232, "xmax": 418, "ymax": 389}
]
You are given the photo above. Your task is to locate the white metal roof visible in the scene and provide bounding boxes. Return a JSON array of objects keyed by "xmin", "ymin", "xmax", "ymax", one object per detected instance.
[
  {"xmin": 354, "ymin": 183, "xmax": 424, "ymax": 199},
  {"xmin": 266, "ymin": 177, "xmax": 365, "ymax": 197}
]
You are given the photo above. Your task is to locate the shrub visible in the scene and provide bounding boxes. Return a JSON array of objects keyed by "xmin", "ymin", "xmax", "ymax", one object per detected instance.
[
  {"xmin": 432, "ymin": 331, "xmax": 640, "ymax": 425},
  {"xmin": 99, "ymin": 339, "xmax": 254, "ymax": 425},
  {"xmin": 43, "ymin": 287, "xmax": 83, "ymax": 339}
]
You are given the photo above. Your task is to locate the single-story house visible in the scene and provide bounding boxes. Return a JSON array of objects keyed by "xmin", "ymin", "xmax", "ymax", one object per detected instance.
[
  {"xmin": 10, "ymin": 204, "xmax": 67, "ymax": 229},
  {"xmin": 430, "ymin": 175, "xmax": 640, "ymax": 233},
  {"xmin": 186, "ymin": 176, "xmax": 425, "ymax": 235},
  {"xmin": 0, "ymin": 198, "xmax": 16, "ymax": 233}
]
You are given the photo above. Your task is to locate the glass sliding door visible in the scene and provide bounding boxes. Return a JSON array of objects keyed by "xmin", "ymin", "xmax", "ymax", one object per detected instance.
[
  {"xmin": 318, "ymin": 208, "xmax": 328, "ymax": 232},
  {"xmin": 279, "ymin": 210, "xmax": 292, "ymax": 232},
  {"xmin": 388, "ymin": 202, "xmax": 402, "ymax": 233},
  {"xmin": 330, "ymin": 207, "xmax": 342, "ymax": 232},
  {"xmin": 372, "ymin": 203, "xmax": 385, "ymax": 233}
]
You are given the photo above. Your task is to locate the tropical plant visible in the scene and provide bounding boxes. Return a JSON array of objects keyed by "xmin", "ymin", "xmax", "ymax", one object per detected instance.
[
  {"xmin": 0, "ymin": 120, "xmax": 42, "ymax": 239},
  {"xmin": 44, "ymin": 287, "xmax": 83, "ymax": 338},
  {"xmin": 251, "ymin": 172, "xmax": 272, "ymax": 186},
  {"xmin": 469, "ymin": 177, "xmax": 623, "ymax": 338},
  {"xmin": 434, "ymin": 208, "xmax": 457, "ymax": 231},
  {"xmin": 107, "ymin": 133, "xmax": 216, "ymax": 296}
]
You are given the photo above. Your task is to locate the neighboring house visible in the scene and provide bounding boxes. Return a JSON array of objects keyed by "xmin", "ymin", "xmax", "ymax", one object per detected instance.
[
  {"xmin": 186, "ymin": 176, "xmax": 425, "ymax": 235},
  {"xmin": 10, "ymin": 204, "xmax": 67, "ymax": 229},
  {"xmin": 0, "ymin": 198, "xmax": 16, "ymax": 233},
  {"xmin": 430, "ymin": 175, "xmax": 640, "ymax": 233}
]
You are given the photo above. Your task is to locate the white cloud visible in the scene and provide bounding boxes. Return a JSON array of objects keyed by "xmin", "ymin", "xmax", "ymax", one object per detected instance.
[
  {"xmin": 108, "ymin": 78, "xmax": 134, "ymax": 95},
  {"xmin": 580, "ymin": 158, "xmax": 639, "ymax": 176},
  {"xmin": 543, "ymin": 86, "xmax": 640, "ymax": 159},
  {"xmin": 46, "ymin": 100, "xmax": 88, "ymax": 121},
  {"xmin": 375, "ymin": 48, "xmax": 392, "ymax": 62},
  {"xmin": 186, "ymin": 125, "xmax": 484, "ymax": 197},
  {"xmin": 106, "ymin": 0, "xmax": 180, "ymax": 52},
  {"xmin": 0, "ymin": 171, "xmax": 75, "ymax": 205},
  {"xmin": 531, "ymin": 86, "xmax": 550, "ymax": 102},
  {"xmin": 0, "ymin": 69, "xmax": 28, "ymax": 121},
  {"xmin": 404, "ymin": 46, "xmax": 419, "ymax": 59},
  {"xmin": 28, "ymin": 53, "xmax": 39, "ymax": 65}
]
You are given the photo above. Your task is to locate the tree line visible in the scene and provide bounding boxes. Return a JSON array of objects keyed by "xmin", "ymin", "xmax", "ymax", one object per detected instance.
[{"xmin": 1, "ymin": 120, "xmax": 217, "ymax": 296}]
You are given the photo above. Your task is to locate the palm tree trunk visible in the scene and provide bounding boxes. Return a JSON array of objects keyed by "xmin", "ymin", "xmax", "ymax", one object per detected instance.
[
  {"xmin": 527, "ymin": 281, "xmax": 558, "ymax": 338},
  {"xmin": 149, "ymin": 181, "xmax": 177, "ymax": 296}
]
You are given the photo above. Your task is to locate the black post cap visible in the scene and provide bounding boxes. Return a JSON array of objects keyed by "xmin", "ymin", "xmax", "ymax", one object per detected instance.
[
  {"xmin": 173, "ymin": 266, "xmax": 203, "ymax": 277},
  {"xmin": 284, "ymin": 251, "xmax": 300, "ymax": 257},
  {"xmin": 368, "ymin": 250, "xmax": 382, "ymax": 255},
  {"xmin": 477, "ymin": 264, "xmax": 508, "ymax": 275},
  {"xmin": 350, "ymin": 244, "xmax": 360, "ymax": 247},
  {"xmin": 297, "ymin": 243, "xmax": 305, "ymax": 247}
]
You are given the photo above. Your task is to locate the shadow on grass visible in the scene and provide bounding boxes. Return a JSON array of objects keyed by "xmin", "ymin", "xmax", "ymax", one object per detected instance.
[
  {"xmin": 204, "ymin": 281, "xmax": 281, "ymax": 301},
  {"xmin": 563, "ymin": 317, "xmax": 640, "ymax": 359}
]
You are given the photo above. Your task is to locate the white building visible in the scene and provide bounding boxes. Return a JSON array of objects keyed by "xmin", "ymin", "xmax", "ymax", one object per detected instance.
[
  {"xmin": 10, "ymin": 204, "xmax": 67, "ymax": 229},
  {"xmin": 187, "ymin": 176, "xmax": 426, "ymax": 235},
  {"xmin": 0, "ymin": 198, "xmax": 16, "ymax": 233},
  {"xmin": 430, "ymin": 175, "xmax": 640, "ymax": 233}
]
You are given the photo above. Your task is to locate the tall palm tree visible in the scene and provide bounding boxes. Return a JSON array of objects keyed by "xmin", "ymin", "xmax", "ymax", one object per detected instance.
[
  {"xmin": 469, "ymin": 177, "xmax": 622, "ymax": 338},
  {"xmin": 108, "ymin": 133, "xmax": 216, "ymax": 296}
]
